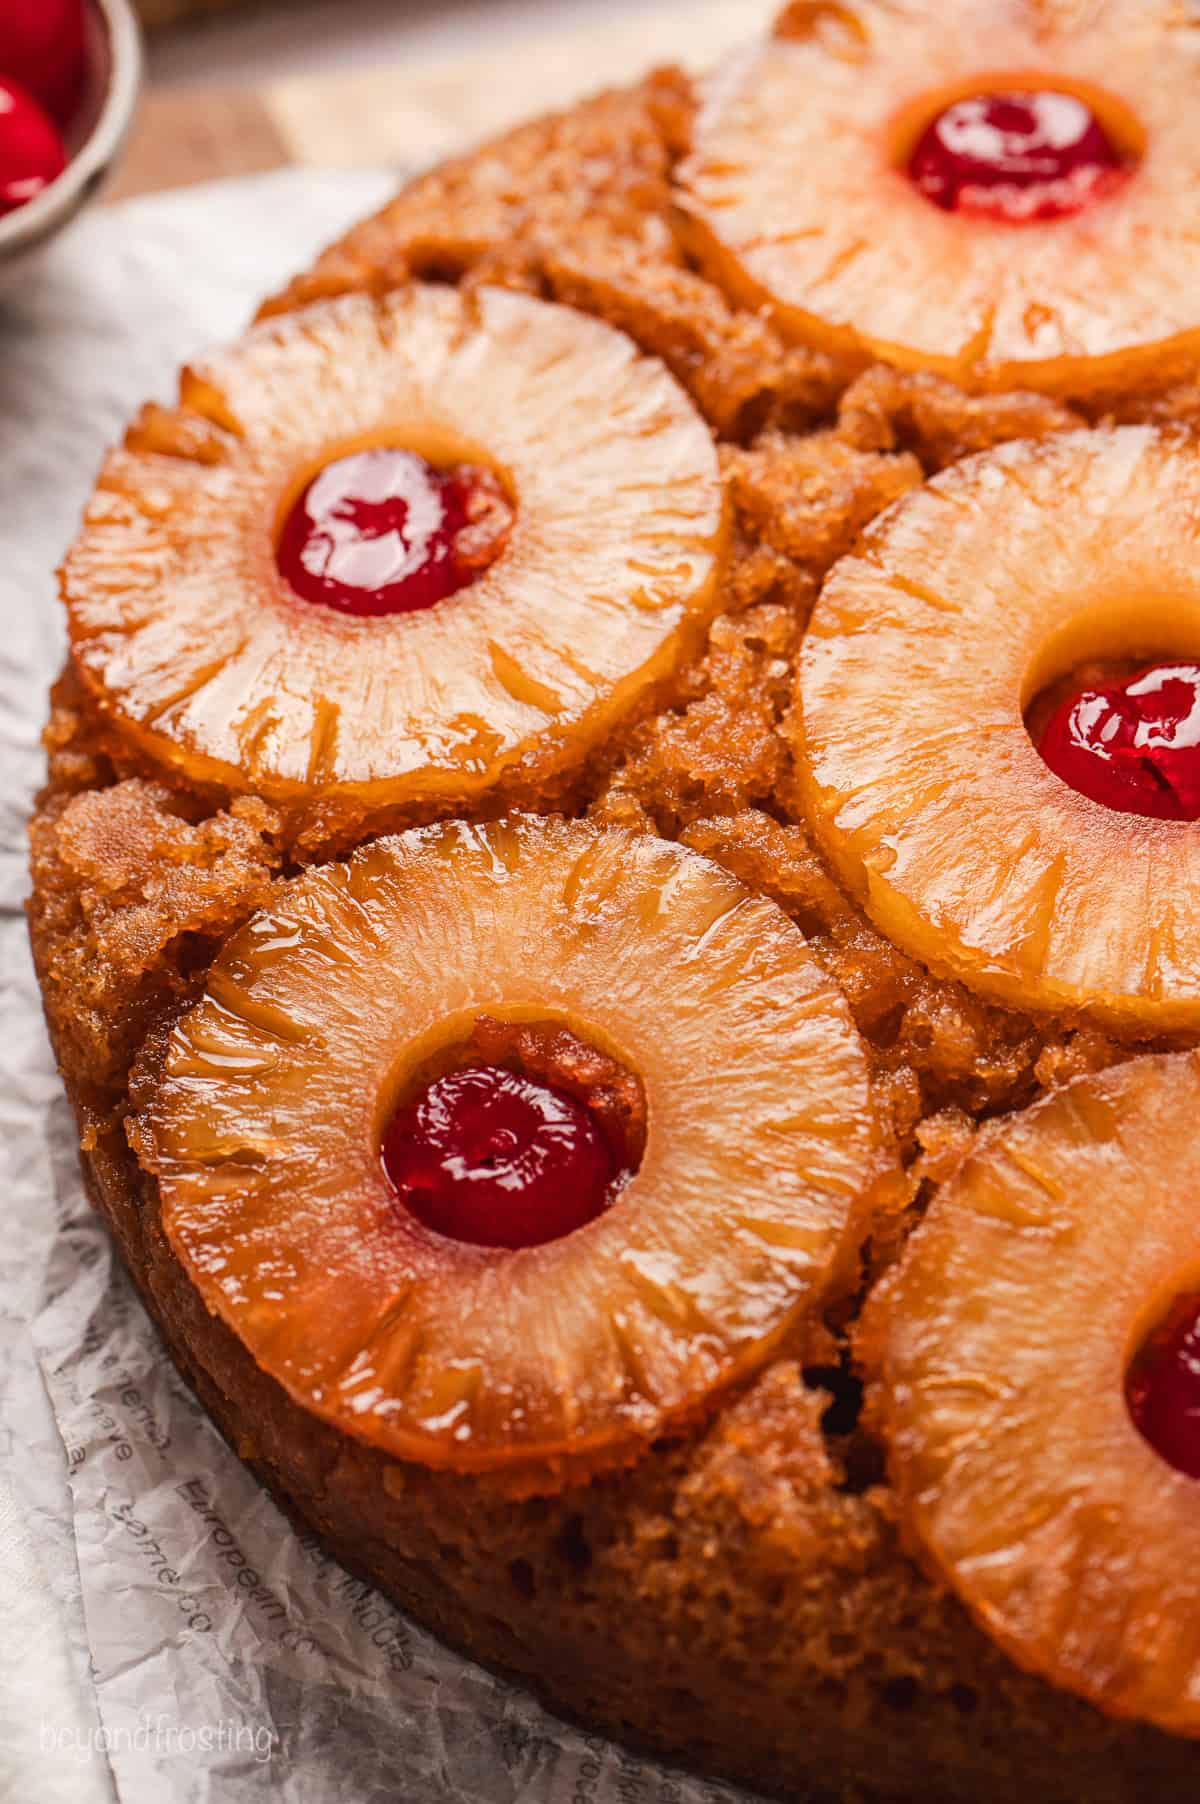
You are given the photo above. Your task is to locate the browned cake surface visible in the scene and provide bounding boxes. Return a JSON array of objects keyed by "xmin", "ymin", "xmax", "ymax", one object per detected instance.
[{"xmin": 28, "ymin": 67, "xmax": 1200, "ymax": 1804}]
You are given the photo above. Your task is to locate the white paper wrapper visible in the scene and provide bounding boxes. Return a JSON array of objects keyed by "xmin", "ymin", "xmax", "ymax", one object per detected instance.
[{"xmin": 0, "ymin": 171, "xmax": 758, "ymax": 1804}]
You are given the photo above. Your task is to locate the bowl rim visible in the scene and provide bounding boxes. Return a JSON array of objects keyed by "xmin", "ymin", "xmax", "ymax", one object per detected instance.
[{"xmin": 0, "ymin": 0, "xmax": 144, "ymax": 253}]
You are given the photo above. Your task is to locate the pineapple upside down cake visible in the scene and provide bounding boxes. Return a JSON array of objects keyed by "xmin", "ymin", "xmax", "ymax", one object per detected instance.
[{"xmin": 28, "ymin": 2, "xmax": 1200, "ymax": 1797}]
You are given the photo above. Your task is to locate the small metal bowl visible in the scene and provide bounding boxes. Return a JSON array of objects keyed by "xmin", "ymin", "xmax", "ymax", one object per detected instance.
[{"xmin": 0, "ymin": 0, "xmax": 143, "ymax": 286}]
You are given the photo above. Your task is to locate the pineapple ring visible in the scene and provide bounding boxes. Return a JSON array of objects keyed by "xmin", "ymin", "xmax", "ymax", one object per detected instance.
[
  {"xmin": 795, "ymin": 426, "xmax": 1200, "ymax": 1035},
  {"xmin": 137, "ymin": 816, "xmax": 885, "ymax": 1476},
  {"xmin": 63, "ymin": 285, "xmax": 726, "ymax": 817},
  {"xmin": 862, "ymin": 1051, "xmax": 1200, "ymax": 1737},
  {"xmin": 678, "ymin": 0, "xmax": 1200, "ymax": 395}
]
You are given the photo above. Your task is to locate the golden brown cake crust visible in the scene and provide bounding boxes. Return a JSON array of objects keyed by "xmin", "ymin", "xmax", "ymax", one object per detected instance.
[{"xmin": 28, "ymin": 68, "xmax": 1200, "ymax": 1804}]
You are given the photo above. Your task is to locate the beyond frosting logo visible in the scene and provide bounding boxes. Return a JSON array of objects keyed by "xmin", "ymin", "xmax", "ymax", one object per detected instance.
[{"xmin": 39, "ymin": 1715, "xmax": 277, "ymax": 1766}]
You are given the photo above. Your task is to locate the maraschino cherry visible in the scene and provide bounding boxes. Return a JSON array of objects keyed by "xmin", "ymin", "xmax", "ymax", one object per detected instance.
[
  {"xmin": 0, "ymin": 78, "xmax": 67, "ymax": 217},
  {"xmin": 277, "ymin": 448, "xmax": 511, "ymax": 619},
  {"xmin": 909, "ymin": 90, "xmax": 1127, "ymax": 223},
  {"xmin": 1036, "ymin": 662, "xmax": 1200, "ymax": 821},
  {"xmin": 1127, "ymin": 1292, "xmax": 1200, "ymax": 1480},
  {"xmin": 382, "ymin": 1066, "xmax": 618, "ymax": 1249},
  {"xmin": 0, "ymin": 0, "xmax": 86, "ymax": 126}
]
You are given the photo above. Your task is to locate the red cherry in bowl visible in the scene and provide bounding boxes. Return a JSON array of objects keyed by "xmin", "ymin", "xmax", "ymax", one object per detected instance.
[
  {"xmin": 0, "ymin": 79, "xmax": 68, "ymax": 219},
  {"xmin": 0, "ymin": 0, "xmax": 87, "ymax": 127}
]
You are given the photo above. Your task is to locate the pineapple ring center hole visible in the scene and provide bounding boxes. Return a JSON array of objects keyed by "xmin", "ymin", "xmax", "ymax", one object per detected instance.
[
  {"xmin": 1023, "ymin": 601, "xmax": 1200, "ymax": 822},
  {"xmin": 379, "ymin": 1011, "xmax": 646, "ymax": 1251},
  {"xmin": 1125, "ymin": 1284, "xmax": 1200, "ymax": 1482},
  {"xmin": 889, "ymin": 75, "xmax": 1143, "ymax": 220},
  {"xmin": 274, "ymin": 433, "xmax": 516, "ymax": 620}
]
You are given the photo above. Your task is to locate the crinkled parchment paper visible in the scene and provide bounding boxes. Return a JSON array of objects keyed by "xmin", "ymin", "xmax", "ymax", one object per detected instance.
[{"xmin": 0, "ymin": 170, "xmax": 756, "ymax": 1804}]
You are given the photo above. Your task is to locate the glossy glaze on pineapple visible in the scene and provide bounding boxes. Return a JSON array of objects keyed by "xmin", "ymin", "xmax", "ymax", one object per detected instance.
[
  {"xmin": 794, "ymin": 427, "xmax": 1200, "ymax": 1036},
  {"xmin": 135, "ymin": 818, "xmax": 881, "ymax": 1470},
  {"xmin": 678, "ymin": 0, "xmax": 1193, "ymax": 392},
  {"xmin": 864, "ymin": 1052, "xmax": 1200, "ymax": 1737},
  {"xmin": 61, "ymin": 285, "xmax": 727, "ymax": 838}
]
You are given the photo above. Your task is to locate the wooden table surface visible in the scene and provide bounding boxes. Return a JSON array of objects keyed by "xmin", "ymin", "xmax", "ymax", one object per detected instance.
[{"xmin": 110, "ymin": 1, "xmax": 775, "ymax": 202}]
